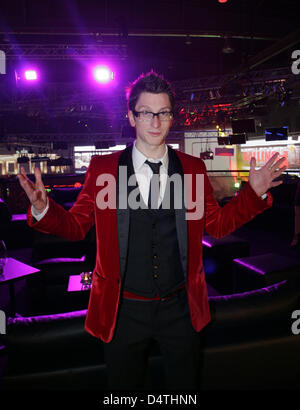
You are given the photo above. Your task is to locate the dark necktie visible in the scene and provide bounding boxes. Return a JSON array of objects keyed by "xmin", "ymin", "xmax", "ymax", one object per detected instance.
[{"xmin": 145, "ymin": 160, "xmax": 162, "ymax": 209}]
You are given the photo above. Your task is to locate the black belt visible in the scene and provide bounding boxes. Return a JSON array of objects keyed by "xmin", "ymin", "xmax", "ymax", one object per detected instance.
[{"xmin": 123, "ymin": 285, "xmax": 186, "ymax": 302}]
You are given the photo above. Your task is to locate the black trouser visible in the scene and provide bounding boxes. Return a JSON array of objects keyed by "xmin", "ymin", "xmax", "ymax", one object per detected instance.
[{"xmin": 103, "ymin": 290, "xmax": 202, "ymax": 391}]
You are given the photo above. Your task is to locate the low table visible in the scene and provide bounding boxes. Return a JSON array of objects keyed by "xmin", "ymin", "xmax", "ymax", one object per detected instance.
[
  {"xmin": 67, "ymin": 274, "xmax": 92, "ymax": 292},
  {"xmin": 0, "ymin": 258, "xmax": 40, "ymax": 316},
  {"xmin": 67, "ymin": 274, "xmax": 222, "ymax": 297},
  {"xmin": 67, "ymin": 274, "xmax": 91, "ymax": 311},
  {"xmin": 233, "ymin": 253, "xmax": 300, "ymax": 292},
  {"xmin": 202, "ymin": 234, "xmax": 250, "ymax": 294}
]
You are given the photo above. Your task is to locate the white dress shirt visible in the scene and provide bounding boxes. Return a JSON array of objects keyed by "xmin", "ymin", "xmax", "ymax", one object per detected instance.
[
  {"xmin": 32, "ymin": 142, "xmax": 169, "ymax": 220},
  {"xmin": 132, "ymin": 141, "xmax": 168, "ymax": 208},
  {"xmin": 31, "ymin": 196, "xmax": 49, "ymax": 221}
]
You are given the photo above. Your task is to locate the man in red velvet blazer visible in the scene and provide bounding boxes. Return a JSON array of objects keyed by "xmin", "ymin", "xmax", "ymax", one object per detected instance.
[{"xmin": 18, "ymin": 71, "xmax": 286, "ymax": 391}]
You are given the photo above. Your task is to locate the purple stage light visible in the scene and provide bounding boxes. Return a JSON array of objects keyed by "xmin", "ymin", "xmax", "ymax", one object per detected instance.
[
  {"xmin": 93, "ymin": 65, "xmax": 114, "ymax": 83},
  {"xmin": 24, "ymin": 70, "xmax": 38, "ymax": 81},
  {"xmin": 233, "ymin": 258, "xmax": 265, "ymax": 275},
  {"xmin": 202, "ymin": 239, "xmax": 212, "ymax": 248}
]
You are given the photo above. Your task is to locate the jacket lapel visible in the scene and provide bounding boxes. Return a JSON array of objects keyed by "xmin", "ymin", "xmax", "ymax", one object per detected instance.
[
  {"xmin": 167, "ymin": 147, "xmax": 188, "ymax": 279},
  {"xmin": 116, "ymin": 144, "xmax": 133, "ymax": 280}
]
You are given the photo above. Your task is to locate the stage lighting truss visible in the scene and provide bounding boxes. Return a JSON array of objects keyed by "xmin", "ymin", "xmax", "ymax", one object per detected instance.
[{"xmin": 0, "ymin": 42, "xmax": 127, "ymax": 60}]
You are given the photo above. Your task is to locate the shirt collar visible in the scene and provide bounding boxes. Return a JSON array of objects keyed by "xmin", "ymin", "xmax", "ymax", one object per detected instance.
[{"xmin": 132, "ymin": 141, "xmax": 168, "ymax": 171}]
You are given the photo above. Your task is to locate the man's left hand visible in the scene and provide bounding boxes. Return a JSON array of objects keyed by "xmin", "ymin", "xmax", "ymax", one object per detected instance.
[{"xmin": 249, "ymin": 152, "xmax": 287, "ymax": 197}]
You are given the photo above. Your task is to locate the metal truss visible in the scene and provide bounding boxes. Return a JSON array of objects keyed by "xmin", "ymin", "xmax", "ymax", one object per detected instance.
[
  {"xmin": 0, "ymin": 66, "xmax": 297, "ymax": 111},
  {"xmin": 173, "ymin": 66, "xmax": 300, "ymax": 112},
  {"xmin": 0, "ymin": 42, "xmax": 127, "ymax": 60},
  {"xmin": 174, "ymin": 67, "xmax": 295, "ymax": 94}
]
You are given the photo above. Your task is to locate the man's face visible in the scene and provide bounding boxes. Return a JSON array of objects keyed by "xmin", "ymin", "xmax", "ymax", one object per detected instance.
[{"xmin": 128, "ymin": 92, "xmax": 173, "ymax": 150}]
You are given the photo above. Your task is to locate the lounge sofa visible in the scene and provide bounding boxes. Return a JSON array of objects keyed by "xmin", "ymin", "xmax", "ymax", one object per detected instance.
[{"xmin": 1, "ymin": 278, "xmax": 299, "ymax": 392}]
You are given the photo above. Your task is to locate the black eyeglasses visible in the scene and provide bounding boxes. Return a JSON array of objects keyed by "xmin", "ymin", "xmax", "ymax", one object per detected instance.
[{"xmin": 132, "ymin": 110, "xmax": 174, "ymax": 122}]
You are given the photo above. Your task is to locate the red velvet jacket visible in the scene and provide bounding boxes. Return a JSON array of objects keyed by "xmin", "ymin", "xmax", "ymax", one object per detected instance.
[{"xmin": 27, "ymin": 148, "xmax": 272, "ymax": 342}]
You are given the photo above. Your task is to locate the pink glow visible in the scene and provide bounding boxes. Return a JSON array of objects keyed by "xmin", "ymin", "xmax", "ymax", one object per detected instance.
[
  {"xmin": 24, "ymin": 70, "xmax": 38, "ymax": 80},
  {"xmin": 202, "ymin": 239, "xmax": 212, "ymax": 248},
  {"xmin": 93, "ymin": 65, "xmax": 114, "ymax": 83},
  {"xmin": 233, "ymin": 258, "xmax": 266, "ymax": 275}
]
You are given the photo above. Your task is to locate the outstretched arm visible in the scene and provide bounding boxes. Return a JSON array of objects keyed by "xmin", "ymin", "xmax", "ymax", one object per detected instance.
[
  {"xmin": 17, "ymin": 162, "xmax": 95, "ymax": 241},
  {"xmin": 248, "ymin": 152, "xmax": 287, "ymax": 197},
  {"xmin": 17, "ymin": 166, "xmax": 47, "ymax": 213},
  {"xmin": 204, "ymin": 152, "xmax": 286, "ymax": 239}
]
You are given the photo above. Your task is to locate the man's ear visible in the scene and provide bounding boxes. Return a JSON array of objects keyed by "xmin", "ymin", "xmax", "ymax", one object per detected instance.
[{"xmin": 128, "ymin": 111, "xmax": 136, "ymax": 127}]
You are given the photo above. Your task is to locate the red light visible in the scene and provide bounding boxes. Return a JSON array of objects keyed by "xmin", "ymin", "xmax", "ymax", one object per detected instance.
[{"xmin": 218, "ymin": 0, "xmax": 228, "ymax": 3}]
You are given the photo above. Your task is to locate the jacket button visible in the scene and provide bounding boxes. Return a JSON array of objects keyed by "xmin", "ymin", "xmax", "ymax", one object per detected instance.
[{"xmin": 117, "ymin": 278, "xmax": 120, "ymax": 284}]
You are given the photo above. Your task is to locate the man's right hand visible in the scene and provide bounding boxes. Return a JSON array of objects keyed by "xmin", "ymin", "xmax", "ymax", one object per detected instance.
[{"xmin": 17, "ymin": 167, "xmax": 47, "ymax": 213}]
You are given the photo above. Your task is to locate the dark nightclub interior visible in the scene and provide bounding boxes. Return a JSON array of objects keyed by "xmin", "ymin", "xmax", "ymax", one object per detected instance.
[{"xmin": 0, "ymin": 0, "xmax": 300, "ymax": 399}]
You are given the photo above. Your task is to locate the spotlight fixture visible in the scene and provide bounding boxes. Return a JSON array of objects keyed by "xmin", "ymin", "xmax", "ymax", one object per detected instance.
[{"xmin": 200, "ymin": 150, "xmax": 214, "ymax": 160}]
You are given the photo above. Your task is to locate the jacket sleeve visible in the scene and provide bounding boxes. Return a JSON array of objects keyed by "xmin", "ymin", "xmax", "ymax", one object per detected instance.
[
  {"xmin": 27, "ymin": 157, "xmax": 96, "ymax": 241},
  {"xmin": 203, "ymin": 166, "xmax": 273, "ymax": 239}
]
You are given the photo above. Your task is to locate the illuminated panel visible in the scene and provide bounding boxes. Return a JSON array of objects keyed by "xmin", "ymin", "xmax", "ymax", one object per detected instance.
[{"xmin": 215, "ymin": 147, "xmax": 234, "ymax": 156}]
